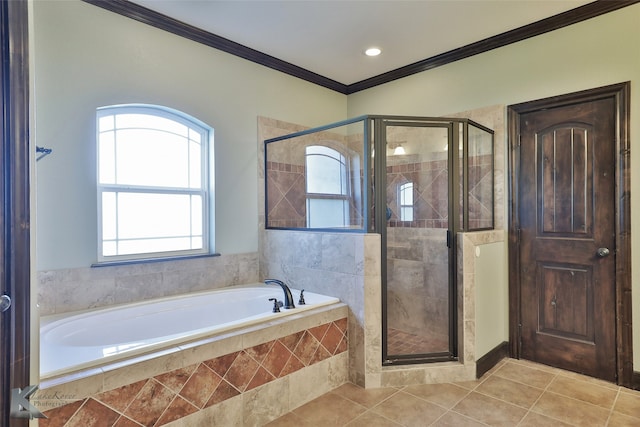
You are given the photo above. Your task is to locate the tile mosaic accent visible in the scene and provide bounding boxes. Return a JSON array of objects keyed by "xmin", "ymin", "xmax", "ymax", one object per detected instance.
[
  {"xmin": 266, "ymin": 161, "xmax": 307, "ymax": 228},
  {"xmin": 39, "ymin": 318, "xmax": 347, "ymax": 427}
]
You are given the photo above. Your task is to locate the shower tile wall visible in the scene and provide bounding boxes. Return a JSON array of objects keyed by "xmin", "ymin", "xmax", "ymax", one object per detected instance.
[
  {"xmin": 260, "ymin": 229, "xmax": 381, "ymax": 388},
  {"xmin": 468, "ymin": 153, "xmax": 494, "ymax": 229},
  {"xmin": 383, "ymin": 151, "xmax": 492, "ymax": 353},
  {"xmin": 386, "ymin": 159, "xmax": 449, "ymax": 228},
  {"xmin": 385, "ymin": 144, "xmax": 450, "ymax": 354},
  {"xmin": 385, "ymin": 155, "xmax": 494, "ymax": 230},
  {"xmin": 266, "ymin": 161, "xmax": 307, "ymax": 228},
  {"xmin": 38, "ymin": 252, "xmax": 259, "ymax": 315},
  {"xmin": 386, "ymin": 227, "xmax": 449, "ymax": 353}
]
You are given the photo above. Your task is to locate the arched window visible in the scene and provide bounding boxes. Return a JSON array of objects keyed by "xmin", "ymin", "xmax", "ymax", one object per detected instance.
[
  {"xmin": 97, "ymin": 105, "xmax": 212, "ymax": 261},
  {"xmin": 399, "ymin": 182, "xmax": 414, "ymax": 222},
  {"xmin": 305, "ymin": 145, "xmax": 350, "ymax": 228}
]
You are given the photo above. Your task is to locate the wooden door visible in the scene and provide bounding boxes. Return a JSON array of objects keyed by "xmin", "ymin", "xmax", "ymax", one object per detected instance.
[{"xmin": 518, "ymin": 98, "xmax": 617, "ymax": 381}]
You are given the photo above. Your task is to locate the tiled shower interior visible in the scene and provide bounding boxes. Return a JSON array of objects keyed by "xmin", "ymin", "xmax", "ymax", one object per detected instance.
[
  {"xmin": 264, "ymin": 117, "xmax": 494, "ymax": 361},
  {"xmin": 384, "ymin": 125, "xmax": 493, "ymax": 357}
]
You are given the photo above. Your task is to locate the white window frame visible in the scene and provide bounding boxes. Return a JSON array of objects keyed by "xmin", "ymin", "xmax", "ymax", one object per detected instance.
[
  {"xmin": 96, "ymin": 104, "xmax": 212, "ymax": 263},
  {"xmin": 305, "ymin": 145, "xmax": 350, "ymax": 228}
]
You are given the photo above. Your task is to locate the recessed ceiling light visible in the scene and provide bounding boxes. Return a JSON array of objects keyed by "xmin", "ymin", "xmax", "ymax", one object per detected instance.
[{"xmin": 365, "ymin": 47, "xmax": 382, "ymax": 57}]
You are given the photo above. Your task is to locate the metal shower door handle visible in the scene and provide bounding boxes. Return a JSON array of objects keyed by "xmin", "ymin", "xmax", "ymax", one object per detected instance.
[
  {"xmin": 0, "ymin": 294, "xmax": 11, "ymax": 312},
  {"xmin": 596, "ymin": 247, "xmax": 610, "ymax": 258}
]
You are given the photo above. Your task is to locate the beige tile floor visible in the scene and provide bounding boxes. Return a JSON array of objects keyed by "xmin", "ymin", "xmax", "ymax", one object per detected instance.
[{"xmin": 267, "ymin": 358, "xmax": 640, "ymax": 427}]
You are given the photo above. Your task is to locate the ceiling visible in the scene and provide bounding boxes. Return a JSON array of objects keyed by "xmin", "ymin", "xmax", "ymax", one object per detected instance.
[{"xmin": 129, "ymin": 0, "xmax": 594, "ymax": 86}]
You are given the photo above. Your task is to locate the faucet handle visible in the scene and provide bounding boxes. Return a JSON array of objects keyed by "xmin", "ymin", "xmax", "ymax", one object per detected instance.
[
  {"xmin": 298, "ymin": 290, "xmax": 306, "ymax": 305},
  {"xmin": 268, "ymin": 298, "xmax": 282, "ymax": 313}
]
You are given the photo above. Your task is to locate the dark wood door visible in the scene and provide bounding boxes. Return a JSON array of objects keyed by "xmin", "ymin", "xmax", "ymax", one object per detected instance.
[{"xmin": 519, "ymin": 98, "xmax": 617, "ymax": 381}]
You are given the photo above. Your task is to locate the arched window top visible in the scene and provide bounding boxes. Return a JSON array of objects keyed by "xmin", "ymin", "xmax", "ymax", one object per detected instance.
[
  {"xmin": 306, "ymin": 144, "xmax": 346, "ymax": 162},
  {"xmin": 98, "ymin": 104, "xmax": 211, "ymax": 132},
  {"xmin": 97, "ymin": 104, "xmax": 210, "ymax": 188},
  {"xmin": 304, "ymin": 144, "xmax": 350, "ymax": 228},
  {"xmin": 305, "ymin": 145, "xmax": 348, "ymax": 195}
]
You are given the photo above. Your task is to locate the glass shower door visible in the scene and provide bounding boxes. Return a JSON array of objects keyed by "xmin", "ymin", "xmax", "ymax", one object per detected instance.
[{"xmin": 382, "ymin": 122, "xmax": 455, "ymax": 363}]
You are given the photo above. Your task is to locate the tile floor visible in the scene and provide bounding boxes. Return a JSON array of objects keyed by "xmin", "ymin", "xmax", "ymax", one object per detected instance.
[{"xmin": 266, "ymin": 358, "xmax": 640, "ymax": 426}]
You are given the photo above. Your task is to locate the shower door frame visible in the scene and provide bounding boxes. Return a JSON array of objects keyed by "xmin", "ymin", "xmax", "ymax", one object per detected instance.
[{"xmin": 372, "ymin": 116, "xmax": 461, "ymax": 365}]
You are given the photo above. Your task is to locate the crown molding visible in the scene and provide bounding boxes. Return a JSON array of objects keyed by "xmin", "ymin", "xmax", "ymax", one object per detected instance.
[
  {"xmin": 346, "ymin": 0, "xmax": 640, "ymax": 94},
  {"xmin": 82, "ymin": 0, "xmax": 348, "ymax": 93},
  {"xmin": 82, "ymin": 0, "xmax": 639, "ymax": 95}
]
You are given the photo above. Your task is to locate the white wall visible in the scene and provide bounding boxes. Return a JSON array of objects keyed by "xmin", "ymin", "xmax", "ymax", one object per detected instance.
[
  {"xmin": 32, "ymin": 0, "xmax": 347, "ymax": 270},
  {"xmin": 474, "ymin": 241, "xmax": 508, "ymax": 358},
  {"xmin": 348, "ymin": 4, "xmax": 640, "ymax": 367}
]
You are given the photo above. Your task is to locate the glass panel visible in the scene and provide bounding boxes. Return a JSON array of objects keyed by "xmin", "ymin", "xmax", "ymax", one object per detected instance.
[
  {"xmin": 189, "ymin": 140, "xmax": 202, "ymax": 189},
  {"xmin": 189, "ymin": 128, "xmax": 202, "ymax": 144},
  {"xmin": 265, "ymin": 119, "xmax": 366, "ymax": 230},
  {"xmin": 307, "ymin": 198, "xmax": 349, "ymax": 228},
  {"xmin": 101, "ymin": 192, "xmax": 117, "ymax": 240},
  {"xmin": 385, "ymin": 124, "xmax": 450, "ymax": 357},
  {"xmin": 102, "ymin": 192, "xmax": 204, "ymax": 257},
  {"xmin": 467, "ymin": 123, "xmax": 493, "ymax": 230},
  {"xmin": 103, "ymin": 241, "xmax": 117, "ymax": 257},
  {"xmin": 191, "ymin": 195, "xmax": 203, "ymax": 235},
  {"xmin": 98, "ymin": 131, "xmax": 116, "ymax": 184},
  {"xmin": 115, "ymin": 129, "xmax": 190, "ymax": 188},
  {"xmin": 117, "ymin": 192, "xmax": 192, "ymax": 239},
  {"xmin": 117, "ymin": 237, "xmax": 193, "ymax": 255},
  {"xmin": 99, "ymin": 114, "xmax": 115, "ymax": 132}
]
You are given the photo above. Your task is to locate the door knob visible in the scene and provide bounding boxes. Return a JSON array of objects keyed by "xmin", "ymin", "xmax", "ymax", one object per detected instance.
[
  {"xmin": 0, "ymin": 294, "xmax": 11, "ymax": 313},
  {"xmin": 596, "ymin": 247, "xmax": 610, "ymax": 258}
]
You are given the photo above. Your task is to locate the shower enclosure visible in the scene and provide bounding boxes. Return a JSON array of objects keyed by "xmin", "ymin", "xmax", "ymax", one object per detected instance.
[{"xmin": 264, "ymin": 115, "xmax": 494, "ymax": 365}]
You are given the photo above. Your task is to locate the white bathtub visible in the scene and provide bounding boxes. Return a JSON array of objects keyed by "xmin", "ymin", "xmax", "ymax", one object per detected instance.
[{"xmin": 40, "ymin": 284, "xmax": 339, "ymax": 378}]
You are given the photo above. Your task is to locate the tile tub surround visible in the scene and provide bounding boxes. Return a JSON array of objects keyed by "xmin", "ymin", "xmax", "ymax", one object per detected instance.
[
  {"xmin": 35, "ymin": 304, "xmax": 348, "ymax": 426},
  {"xmin": 38, "ymin": 252, "xmax": 259, "ymax": 316},
  {"xmin": 260, "ymin": 229, "xmax": 382, "ymax": 388}
]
